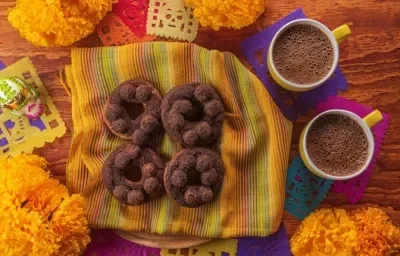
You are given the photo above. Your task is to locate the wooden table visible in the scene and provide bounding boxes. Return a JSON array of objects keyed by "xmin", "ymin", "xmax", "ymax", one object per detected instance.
[{"xmin": 0, "ymin": 0, "xmax": 399, "ymax": 237}]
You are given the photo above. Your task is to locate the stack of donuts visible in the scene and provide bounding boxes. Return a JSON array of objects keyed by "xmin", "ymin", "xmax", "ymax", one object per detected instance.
[{"xmin": 102, "ymin": 80, "xmax": 225, "ymax": 208}]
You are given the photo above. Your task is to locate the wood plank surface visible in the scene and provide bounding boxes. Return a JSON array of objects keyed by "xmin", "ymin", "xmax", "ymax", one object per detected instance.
[{"xmin": 0, "ymin": 0, "xmax": 399, "ymax": 238}]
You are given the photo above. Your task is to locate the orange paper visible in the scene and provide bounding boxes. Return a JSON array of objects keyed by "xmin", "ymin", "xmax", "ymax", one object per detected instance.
[{"xmin": 97, "ymin": 13, "xmax": 155, "ymax": 46}]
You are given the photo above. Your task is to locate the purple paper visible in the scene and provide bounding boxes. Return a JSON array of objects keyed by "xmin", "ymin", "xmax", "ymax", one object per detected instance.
[
  {"xmin": 241, "ymin": 9, "xmax": 348, "ymax": 121},
  {"xmin": 84, "ymin": 230, "xmax": 160, "ymax": 256},
  {"xmin": 30, "ymin": 118, "xmax": 46, "ymax": 131},
  {"xmin": 237, "ymin": 224, "xmax": 291, "ymax": 256},
  {"xmin": 0, "ymin": 61, "xmax": 5, "ymax": 70},
  {"xmin": 85, "ymin": 225, "xmax": 291, "ymax": 256},
  {"xmin": 315, "ymin": 96, "xmax": 390, "ymax": 204},
  {"xmin": 0, "ymin": 117, "xmax": 46, "ymax": 148}
]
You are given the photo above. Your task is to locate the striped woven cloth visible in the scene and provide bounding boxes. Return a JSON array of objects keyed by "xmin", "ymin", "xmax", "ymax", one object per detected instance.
[{"xmin": 64, "ymin": 42, "xmax": 292, "ymax": 238}]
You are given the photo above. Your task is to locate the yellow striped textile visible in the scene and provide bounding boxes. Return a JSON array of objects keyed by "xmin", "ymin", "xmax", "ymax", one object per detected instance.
[{"xmin": 65, "ymin": 42, "xmax": 292, "ymax": 238}]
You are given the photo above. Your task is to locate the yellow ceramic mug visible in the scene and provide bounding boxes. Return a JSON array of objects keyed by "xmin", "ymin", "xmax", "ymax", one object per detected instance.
[
  {"xmin": 267, "ymin": 19, "xmax": 352, "ymax": 92},
  {"xmin": 299, "ymin": 109, "xmax": 383, "ymax": 180}
]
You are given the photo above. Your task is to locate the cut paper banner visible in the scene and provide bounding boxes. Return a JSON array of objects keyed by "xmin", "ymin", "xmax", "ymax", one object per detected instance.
[
  {"xmin": 285, "ymin": 156, "xmax": 333, "ymax": 220},
  {"xmin": 147, "ymin": 0, "xmax": 199, "ymax": 42},
  {"xmin": 241, "ymin": 8, "xmax": 348, "ymax": 121},
  {"xmin": 84, "ymin": 230, "xmax": 160, "ymax": 256},
  {"xmin": 97, "ymin": 12, "xmax": 155, "ymax": 46},
  {"xmin": 85, "ymin": 224, "xmax": 291, "ymax": 256},
  {"xmin": 0, "ymin": 58, "xmax": 66, "ymax": 158},
  {"xmin": 161, "ymin": 239, "xmax": 237, "ymax": 256},
  {"xmin": 114, "ymin": 0, "xmax": 150, "ymax": 37},
  {"xmin": 236, "ymin": 224, "xmax": 291, "ymax": 256}
]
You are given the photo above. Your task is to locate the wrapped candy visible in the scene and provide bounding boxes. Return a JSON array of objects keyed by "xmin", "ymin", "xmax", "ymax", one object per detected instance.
[{"xmin": 0, "ymin": 77, "xmax": 43, "ymax": 119}]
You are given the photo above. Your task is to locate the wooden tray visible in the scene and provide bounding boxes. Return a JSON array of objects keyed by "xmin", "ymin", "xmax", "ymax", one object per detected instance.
[{"xmin": 115, "ymin": 230, "xmax": 211, "ymax": 249}]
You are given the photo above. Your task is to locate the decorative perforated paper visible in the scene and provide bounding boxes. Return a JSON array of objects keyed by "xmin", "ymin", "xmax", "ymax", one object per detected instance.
[
  {"xmin": 97, "ymin": 12, "xmax": 155, "ymax": 46},
  {"xmin": 113, "ymin": 0, "xmax": 150, "ymax": 37},
  {"xmin": 285, "ymin": 156, "xmax": 333, "ymax": 220},
  {"xmin": 85, "ymin": 225, "xmax": 291, "ymax": 255},
  {"xmin": 241, "ymin": 9, "xmax": 348, "ymax": 121},
  {"xmin": 147, "ymin": 0, "xmax": 199, "ymax": 42},
  {"xmin": 161, "ymin": 239, "xmax": 237, "ymax": 256},
  {"xmin": 0, "ymin": 58, "xmax": 66, "ymax": 158},
  {"xmin": 315, "ymin": 96, "xmax": 390, "ymax": 204},
  {"xmin": 84, "ymin": 230, "xmax": 160, "ymax": 256},
  {"xmin": 237, "ymin": 224, "xmax": 291, "ymax": 256}
]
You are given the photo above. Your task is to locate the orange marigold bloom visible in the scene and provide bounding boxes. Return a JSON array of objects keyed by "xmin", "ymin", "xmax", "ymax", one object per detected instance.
[
  {"xmin": 8, "ymin": 0, "xmax": 113, "ymax": 47},
  {"xmin": 350, "ymin": 207, "xmax": 400, "ymax": 256},
  {"xmin": 290, "ymin": 208, "xmax": 357, "ymax": 256},
  {"xmin": 185, "ymin": 0, "xmax": 265, "ymax": 30},
  {"xmin": 0, "ymin": 155, "xmax": 90, "ymax": 256},
  {"xmin": 291, "ymin": 207, "xmax": 400, "ymax": 256}
]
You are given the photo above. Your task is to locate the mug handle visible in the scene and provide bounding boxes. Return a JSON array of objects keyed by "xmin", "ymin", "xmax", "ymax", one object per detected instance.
[
  {"xmin": 332, "ymin": 24, "xmax": 352, "ymax": 44},
  {"xmin": 363, "ymin": 110, "xmax": 383, "ymax": 128}
]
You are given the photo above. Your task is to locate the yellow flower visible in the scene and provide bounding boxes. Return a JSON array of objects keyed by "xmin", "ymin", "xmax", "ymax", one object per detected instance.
[
  {"xmin": 290, "ymin": 208, "xmax": 357, "ymax": 256},
  {"xmin": 0, "ymin": 155, "xmax": 90, "ymax": 256},
  {"xmin": 291, "ymin": 207, "xmax": 400, "ymax": 256},
  {"xmin": 8, "ymin": 0, "xmax": 113, "ymax": 47},
  {"xmin": 350, "ymin": 207, "xmax": 400, "ymax": 256},
  {"xmin": 185, "ymin": 0, "xmax": 265, "ymax": 30}
]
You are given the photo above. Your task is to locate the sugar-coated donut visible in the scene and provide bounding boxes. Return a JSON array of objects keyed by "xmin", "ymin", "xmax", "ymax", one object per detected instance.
[
  {"xmin": 104, "ymin": 79, "xmax": 162, "ymax": 144},
  {"xmin": 161, "ymin": 83, "xmax": 224, "ymax": 148},
  {"xmin": 164, "ymin": 148, "xmax": 224, "ymax": 208},
  {"xmin": 102, "ymin": 143, "xmax": 165, "ymax": 206}
]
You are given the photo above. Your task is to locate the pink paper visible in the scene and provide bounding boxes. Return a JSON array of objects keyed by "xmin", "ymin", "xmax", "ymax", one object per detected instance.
[{"xmin": 113, "ymin": 0, "xmax": 150, "ymax": 37}]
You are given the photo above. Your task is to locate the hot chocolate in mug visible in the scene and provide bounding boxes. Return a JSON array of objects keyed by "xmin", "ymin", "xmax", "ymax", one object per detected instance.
[
  {"xmin": 299, "ymin": 109, "xmax": 383, "ymax": 180},
  {"xmin": 267, "ymin": 19, "xmax": 351, "ymax": 92}
]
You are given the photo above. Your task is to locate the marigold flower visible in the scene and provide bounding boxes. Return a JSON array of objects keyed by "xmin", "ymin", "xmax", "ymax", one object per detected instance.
[
  {"xmin": 0, "ymin": 155, "xmax": 90, "ymax": 256},
  {"xmin": 291, "ymin": 207, "xmax": 400, "ymax": 256},
  {"xmin": 350, "ymin": 207, "xmax": 400, "ymax": 256},
  {"xmin": 290, "ymin": 208, "xmax": 357, "ymax": 256},
  {"xmin": 8, "ymin": 0, "xmax": 113, "ymax": 47},
  {"xmin": 185, "ymin": 0, "xmax": 265, "ymax": 30}
]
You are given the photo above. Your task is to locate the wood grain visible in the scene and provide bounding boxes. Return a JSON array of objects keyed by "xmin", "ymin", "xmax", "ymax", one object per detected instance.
[{"xmin": 0, "ymin": 0, "xmax": 399, "ymax": 239}]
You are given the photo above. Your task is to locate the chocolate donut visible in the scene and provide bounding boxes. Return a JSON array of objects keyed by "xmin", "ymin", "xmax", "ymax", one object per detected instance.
[
  {"xmin": 164, "ymin": 148, "xmax": 224, "ymax": 208},
  {"xmin": 102, "ymin": 143, "xmax": 165, "ymax": 206},
  {"xmin": 104, "ymin": 79, "xmax": 162, "ymax": 144},
  {"xmin": 161, "ymin": 83, "xmax": 224, "ymax": 148}
]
